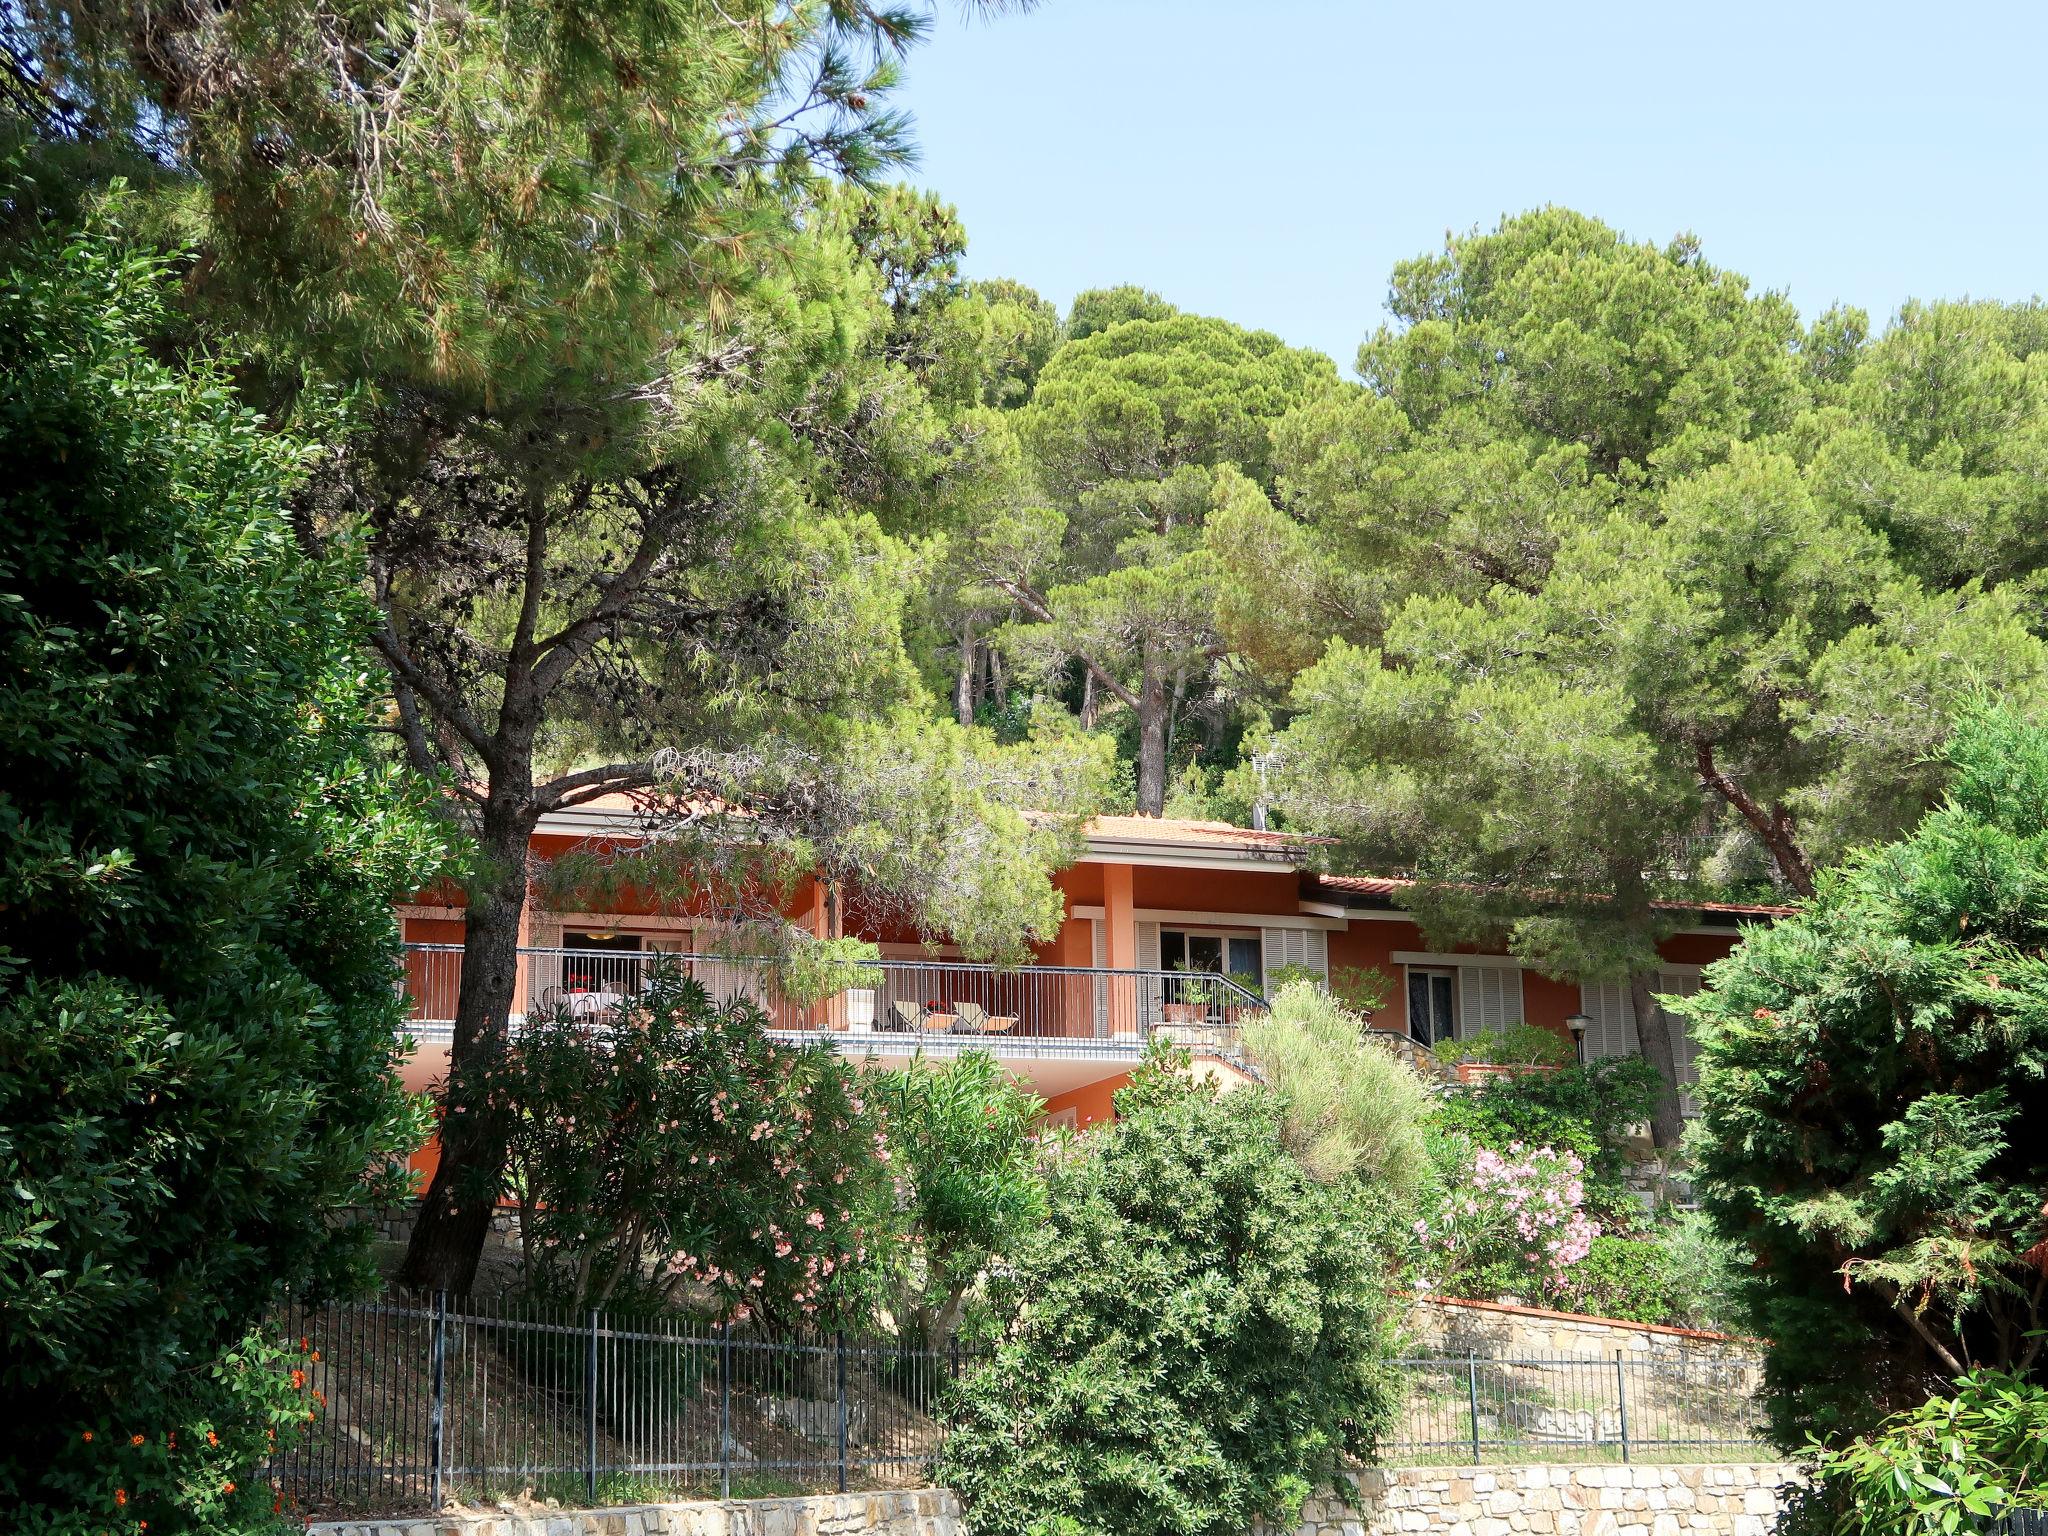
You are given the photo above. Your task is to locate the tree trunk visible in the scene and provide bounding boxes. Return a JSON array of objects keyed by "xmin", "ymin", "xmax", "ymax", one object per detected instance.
[
  {"xmin": 953, "ymin": 622, "xmax": 976, "ymax": 726},
  {"xmin": 1628, "ymin": 967, "xmax": 1686, "ymax": 1150},
  {"xmin": 1079, "ymin": 666, "xmax": 1096, "ymax": 730},
  {"xmin": 1135, "ymin": 649, "xmax": 1168, "ymax": 816},
  {"xmin": 398, "ymin": 784, "xmax": 538, "ymax": 1294}
]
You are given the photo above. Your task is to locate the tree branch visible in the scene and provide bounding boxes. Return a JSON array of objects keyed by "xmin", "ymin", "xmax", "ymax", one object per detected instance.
[
  {"xmin": 370, "ymin": 621, "xmax": 499, "ymax": 767},
  {"xmin": 991, "ymin": 576, "xmax": 1141, "ymax": 712},
  {"xmin": 528, "ymin": 483, "xmax": 680, "ymax": 698},
  {"xmin": 1694, "ymin": 738, "xmax": 1817, "ymax": 898},
  {"xmin": 535, "ymin": 761, "xmax": 662, "ymax": 811}
]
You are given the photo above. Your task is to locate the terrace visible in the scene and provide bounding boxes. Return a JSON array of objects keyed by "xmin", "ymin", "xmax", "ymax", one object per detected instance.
[{"xmin": 400, "ymin": 943, "xmax": 1266, "ymax": 1081}]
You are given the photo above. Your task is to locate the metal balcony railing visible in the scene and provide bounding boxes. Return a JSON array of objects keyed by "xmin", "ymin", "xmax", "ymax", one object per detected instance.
[{"xmin": 398, "ymin": 944, "xmax": 1267, "ymax": 1059}]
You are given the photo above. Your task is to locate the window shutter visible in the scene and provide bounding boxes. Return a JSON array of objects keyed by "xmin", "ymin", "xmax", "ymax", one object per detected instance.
[
  {"xmin": 1091, "ymin": 918, "xmax": 1108, "ymax": 1035},
  {"xmin": 1577, "ymin": 980, "xmax": 1637, "ymax": 1060},
  {"xmin": 1657, "ymin": 970, "xmax": 1704, "ymax": 1113},
  {"xmin": 1457, "ymin": 962, "xmax": 1524, "ymax": 1037},
  {"xmin": 523, "ymin": 913, "xmax": 564, "ymax": 1017},
  {"xmin": 1259, "ymin": 926, "xmax": 1329, "ymax": 984},
  {"xmin": 1136, "ymin": 921, "xmax": 1161, "ymax": 971}
]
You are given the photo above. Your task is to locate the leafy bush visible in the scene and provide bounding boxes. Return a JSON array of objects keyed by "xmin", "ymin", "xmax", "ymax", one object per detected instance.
[
  {"xmin": 871, "ymin": 1051, "xmax": 1046, "ymax": 1345},
  {"xmin": 1431, "ymin": 1056, "xmax": 1660, "ymax": 1214},
  {"xmin": 940, "ymin": 1090, "xmax": 1400, "ymax": 1536},
  {"xmin": 488, "ymin": 970, "xmax": 893, "ymax": 1325},
  {"xmin": 1411, "ymin": 1139, "xmax": 1600, "ymax": 1307},
  {"xmin": 1556, "ymin": 1236, "xmax": 1672, "ymax": 1324},
  {"xmin": 1653, "ymin": 1208, "xmax": 1749, "ymax": 1334},
  {"xmin": 1240, "ymin": 982, "xmax": 1431, "ymax": 1193},
  {"xmin": 1431, "ymin": 1023, "xmax": 1576, "ymax": 1067},
  {"xmin": 1680, "ymin": 707, "xmax": 2048, "ymax": 1446},
  {"xmin": 1789, "ymin": 1373, "xmax": 2048, "ymax": 1535},
  {"xmin": 0, "ymin": 217, "xmax": 443, "ymax": 1528}
]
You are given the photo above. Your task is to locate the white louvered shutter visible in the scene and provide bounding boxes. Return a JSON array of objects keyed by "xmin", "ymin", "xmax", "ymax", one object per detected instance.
[
  {"xmin": 1577, "ymin": 980, "xmax": 1638, "ymax": 1060},
  {"xmin": 1657, "ymin": 970, "xmax": 1704, "ymax": 1114},
  {"xmin": 1259, "ymin": 926, "xmax": 1329, "ymax": 985},
  {"xmin": 1091, "ymin": 918, "xmax": 1108, "ymax": 1035},
  {"xmin": 1136, "ymin": 921, "xmax": 1161, "ymax": 971},
  {"xmin": 523, "ymin": 912, "xmax": 564, "ymax": 1016},
  {"xmin": 1457, "ymin": 962, "xmax": 1525, "ymax": 1038}
]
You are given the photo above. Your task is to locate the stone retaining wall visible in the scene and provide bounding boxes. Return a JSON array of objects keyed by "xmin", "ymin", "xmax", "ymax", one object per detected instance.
[
  {"xmin": 309, "ymin": 1488, "xmax": 960, "ymax": 1536},
  {"xmin": 1408, "ymin": 1297, "xmax": 1762, "ymax": 1366},
  {"xmin": 1286, "ymin": 1464, "xmax": 1803, "ymax": 1536}
]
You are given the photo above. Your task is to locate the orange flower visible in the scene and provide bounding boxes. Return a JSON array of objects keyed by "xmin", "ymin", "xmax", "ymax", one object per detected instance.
[
  {"xmin": 114, "ymin": 1490, "xmax": 127, "ymax": 1507},
  {"xmin": 222, "ymin": 1480, "xmax": 236, "ymax": 1495},
  {"xmin": 130, "ymin": 1434, "xmax": 145, "ymax": 1446},
  {"xmin": 81, "ymin": 1431, "xmax": 93, "ymax": 1443},
  {"xmin": 312, "ymin": 1390, "xmax": 326, "ymax": 1408},
  {"xmin": 206, "ymin": 1432, "xmax": 219, "ymax": 1447},
  {"xmin": 310, "ymin": 1350, "xmax": 321, "ymax": 1363},
  {"xmin": 299, "ymin": 1337, "xmax": 309, "ymax": 1352},
  {"xmin": 289, "ymin": 1368, "xmax": 306, "ymax": 1390}
]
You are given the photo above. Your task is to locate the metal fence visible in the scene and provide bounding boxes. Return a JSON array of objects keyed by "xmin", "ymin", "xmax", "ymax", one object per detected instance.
[
  {"xmin": 401, "ymin": 943, "xmax": 1262, "ymax": 1056},
  {"xmin": 269, "ymin": 1295, "xmax": 976, "ymax": 1517},
  {"xmin": 1382, "ymin": 1353, "xmax": 1771, "ymax": 1464}
]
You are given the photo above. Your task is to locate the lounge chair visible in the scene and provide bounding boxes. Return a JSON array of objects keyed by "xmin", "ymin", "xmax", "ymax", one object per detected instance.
[
  {"xmin": 888, "ymin": 1000, "xmax": 925, "ymax": 1033},
  {"xmin": 950, "ymin": 1002, "xmax": 991, "ymax": 1034}
]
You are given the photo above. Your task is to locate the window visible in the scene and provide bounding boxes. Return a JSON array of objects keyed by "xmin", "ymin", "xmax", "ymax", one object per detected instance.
[
  {"xmin": 1408, "ymin": 967, "xmax": 1455, "ymax": 1047},
  {"xmin": 1159, "ymin": 929, "xmax": 1263, "ymax": 985}
]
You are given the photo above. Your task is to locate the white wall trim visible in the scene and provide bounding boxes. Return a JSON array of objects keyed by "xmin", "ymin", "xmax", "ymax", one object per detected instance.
[
  {"xmin": 551, "ymin": 911, "xmax": 699, "ymax": 933},
  {"xmin": 1138, "ymin": 907, "xmax": 1346, "ymax": 931},
  {"xmin": 1392, "ymin": 950, "xmax": 1523, "ymax": 969}
]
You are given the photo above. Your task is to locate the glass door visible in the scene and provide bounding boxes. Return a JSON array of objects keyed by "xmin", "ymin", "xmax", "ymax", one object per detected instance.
[{"xmin": 1408, "ymin": 967, "xmax": 1455, "ymax": 1047}]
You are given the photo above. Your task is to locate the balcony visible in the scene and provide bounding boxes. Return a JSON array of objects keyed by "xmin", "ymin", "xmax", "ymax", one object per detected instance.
[{"xmin": 398, "ymin": 944, "xmax": 1267, "ymax": 1065}]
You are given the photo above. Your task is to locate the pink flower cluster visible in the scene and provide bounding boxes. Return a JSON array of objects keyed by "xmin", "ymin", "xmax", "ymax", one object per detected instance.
[{"xmin": 1414, "ymin": 1139, "xmax": 1600, "ymax": 1301}]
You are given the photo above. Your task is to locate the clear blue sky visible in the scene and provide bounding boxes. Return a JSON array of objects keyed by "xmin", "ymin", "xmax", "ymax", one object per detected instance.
[{"xmin": 893, "ymin": 0, "xmax": 2048, "ymax": 369}]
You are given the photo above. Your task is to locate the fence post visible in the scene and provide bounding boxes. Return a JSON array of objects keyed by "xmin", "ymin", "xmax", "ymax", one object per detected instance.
[
  {"xmin": 719, "ymin": 1322, "xmax": 733, "ymax": 1501},
  {"xmin": 835, "ymin": 1331, "xmax": 849, "ymax": 1494},
  {"xmin": 1614, "ymin": 1351, "xmax": 1631, "ymax": 1465},
  {"xmin": 584, "ymin": 1309, "xmax": 599, "ymax": 1505},
  {"xmin": 1465, "ymin": 1354, "xmax": 1482, "ymax": 1465},
  {"xmin": 429, "ymin": 1292, "xmax": 447, "ymax": 1510}
]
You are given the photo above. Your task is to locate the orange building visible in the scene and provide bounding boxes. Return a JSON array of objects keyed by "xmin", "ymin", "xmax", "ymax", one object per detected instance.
[{"xmin": 396, "ymin": 806, "xmax": 1785, "ymax": 1131}]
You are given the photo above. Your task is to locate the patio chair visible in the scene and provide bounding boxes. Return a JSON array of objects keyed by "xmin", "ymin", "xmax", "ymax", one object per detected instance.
[
  {"xmin": 888, "ymin": 1000, "xmax": 925, "ymax": 1033},
  {"xmin": 950, "ymin": 1002, "xmax": 991, "ymax": 1034}
]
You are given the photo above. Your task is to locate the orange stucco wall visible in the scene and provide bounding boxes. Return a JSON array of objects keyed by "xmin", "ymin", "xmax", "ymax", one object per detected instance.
[
  {"xmin": 1041, "ymin": 1075, "xmax": 1127, "ymax": 1128},
  {"xmin": 1130, "ymin": 864, "xmax": 1302, "ymax": 915}
]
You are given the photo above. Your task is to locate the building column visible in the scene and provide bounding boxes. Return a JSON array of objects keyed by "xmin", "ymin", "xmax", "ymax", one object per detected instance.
[{"xmin": 1104, "ymin": 862, "xmax": 1137, "ymax": 1038}]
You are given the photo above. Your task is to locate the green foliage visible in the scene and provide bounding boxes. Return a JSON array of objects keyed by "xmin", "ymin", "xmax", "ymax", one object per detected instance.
[
  {"xmin": 1681, "ymin": 706, "xmax": 2048, "ymax": 1447},
  {"xmin": 1239, "ymin": 983, "xmax": 1432, "ymax": 1193},
  {"xmin": 1430, "ymin": 1024, "xmax": 1577, "ymax": 1067},
  {"xmin": 0, "ymin": 217, "xmax": 442, "ymax": 1527},
  {"xmin": 939, "ymin": 1090, "xmax": 1400, "ymax": 1536},
  {"xmin": 870, "ymin": 1052, "xmax": 1046, "ymax": 1345},
  {"xmin": 1557, "ymin": 1236, "xmax": 1674, "ymax": 1325},
  {"xmin": 1430, "ymin": 1058, "xmax": 1660, "ymax": 1212},
  {"xmin": 21, "ymin": 1330, "xmax": 323, "ymax": 1536},
  {"xmin": 1109, "ymin": 1036, "xmax": 1213, "ymax": 1118},
  {"xmin": 1790, "ymin": 1374, "xmax": 2048, "ymax": 1536},
  {"xmin": 489, "ymin": 970, "xmax": 893, "ymax": 1325}
]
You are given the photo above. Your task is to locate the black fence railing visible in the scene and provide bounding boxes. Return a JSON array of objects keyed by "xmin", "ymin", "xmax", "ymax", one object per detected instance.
[
  {"xmin": 271, "ymin": 1299, "xmax": 1782, "ymax": 1517},
  {"xmin": 269, "ymin": 1295, "xmax": 978, "ymax": 1517},
  {"xmin": 400, "ymin": 944, "xmax": 1264, "ymax": 1056},
  {"xmin": 1382, "ymin": 1353, "xmax": 1771, "ymax": 1465}
]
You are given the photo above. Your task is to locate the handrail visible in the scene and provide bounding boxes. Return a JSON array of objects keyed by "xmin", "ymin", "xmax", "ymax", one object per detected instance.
[{"xmin": 401, "ymin": 943, "xmax": 1270, "ymax": 1010}]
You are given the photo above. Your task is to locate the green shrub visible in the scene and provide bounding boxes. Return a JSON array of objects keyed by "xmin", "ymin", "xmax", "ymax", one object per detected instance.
[
  {"xmin": 1653, "ymin": 1208, "xmax": 1749, "ymax": 1335},
  {"xmin": 939, "ymin": 1090, "xmax": 1400, "ymax": 1536},
  {"xmin": 1431, "ymin": 1056, "xmax": 1660, "ymax": 1215},
  {"xmin": 0, "ymin": 216, "xmax": 443, "ymax": 1529},
  {"xmin": 488, "ymin": 971, "xmax": 894, "ymax": 1326},
  {"xmin": 1431, "ymin": 1023, "xmax": 1576, "ymax": 1066},
  {"xmin": 871, "ymin": 1050, "xmax": 1047, "ymax": 1345},
  {"xmin": 1680, "ymin": 707, "xmax": 2048, "ymax": 1446},
  {"xmin": 1240, "ymin": 982, "xmax": 1432, "ymax": 1193},
  {"xmin": 1558, "ymin": 1236, "xmax": 1672, "ymax": 1324},
  {"xmin": 1789, "ymin": 1373, "xmax": 2048, "ymax": 1535}
]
